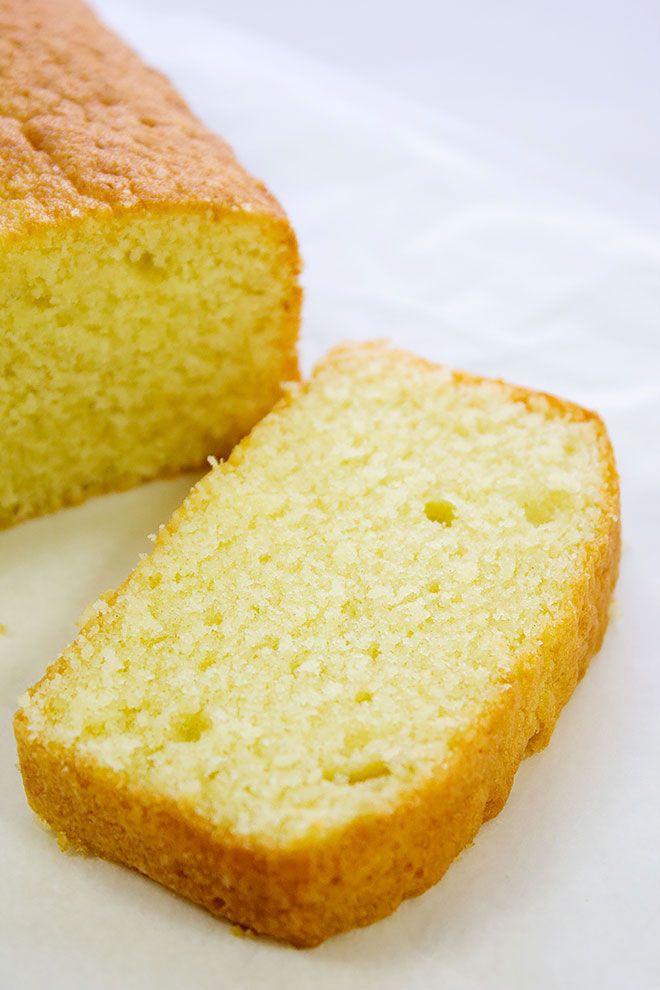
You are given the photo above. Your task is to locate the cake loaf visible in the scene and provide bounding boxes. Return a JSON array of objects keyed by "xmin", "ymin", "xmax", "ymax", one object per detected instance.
[
  {"xmin": 0, "ymin": 0, "xmax": 301, "ymax": 527},
  {"xmin": 15, "ymin": 344, "xmax": 620, "ymax": 946}
]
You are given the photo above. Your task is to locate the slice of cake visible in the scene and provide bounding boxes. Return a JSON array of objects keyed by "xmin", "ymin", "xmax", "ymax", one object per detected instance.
[
  {"xmin": 0, "ymin": 0, "xmax": 301, "ymax": 528},
  {"xmin": 15, "ymin": 343, "xmax": 620, "ymax": 946}
]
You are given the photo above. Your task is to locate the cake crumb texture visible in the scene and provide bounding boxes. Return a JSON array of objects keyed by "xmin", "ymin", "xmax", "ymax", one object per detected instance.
[
  {"xmin": 0, "ymin": 0, "xmax": 301, "ymax": 527},
  {"xmin": 15, "ymin": 343, "xmax": 620, "ymax": 945}
]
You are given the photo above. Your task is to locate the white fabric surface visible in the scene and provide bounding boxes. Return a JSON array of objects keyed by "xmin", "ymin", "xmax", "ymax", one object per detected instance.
[{"xmin": 1, "ymin": 4, "xmax": 658, "ymax": 988}]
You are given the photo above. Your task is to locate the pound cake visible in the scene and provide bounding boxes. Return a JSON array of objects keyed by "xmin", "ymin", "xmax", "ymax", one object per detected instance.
[
  {"xmin": 15, "ymin": 343, "xmax": 620, "ymax": 946},
  {"xmin": 0, "ymin": 0, "xmax": 301, "ymax": 528}
]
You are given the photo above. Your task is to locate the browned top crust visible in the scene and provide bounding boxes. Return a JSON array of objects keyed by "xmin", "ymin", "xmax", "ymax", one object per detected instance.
[{"xmin": 0, "ymin": 0, "xmax": 286, "ymax": 239}]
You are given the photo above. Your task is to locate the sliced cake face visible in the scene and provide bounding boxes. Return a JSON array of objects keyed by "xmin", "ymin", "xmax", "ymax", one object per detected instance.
[
  {"xmin": 18, "ymin": 346, "xmax": 617, "ymax": 845},
  {"xmin": 0, "ymin": 208, "xmax": 300, "ymax": 526}
]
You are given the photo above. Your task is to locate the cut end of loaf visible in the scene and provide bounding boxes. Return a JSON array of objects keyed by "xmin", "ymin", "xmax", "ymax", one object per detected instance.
[{"xmin": 0, "ymin": 206, "xmax": 300, "ymax": 527}]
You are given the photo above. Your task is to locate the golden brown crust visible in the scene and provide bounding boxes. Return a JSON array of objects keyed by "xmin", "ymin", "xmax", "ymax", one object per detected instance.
[
  {"xmin": 0, "ymin": 0, "xmax": 287, "ymax": 240},
  {"xmin": 14, "ymin": 344, "xmax": 621, "ymax": 947}
]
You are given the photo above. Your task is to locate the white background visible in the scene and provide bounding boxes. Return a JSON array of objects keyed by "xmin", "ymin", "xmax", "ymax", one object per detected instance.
[
  {"xmin": 147, "ymin": 0, "xmax": 660, "ymax": 229},
  {"xmin": 1, "ymin": 2, "xmax": 659, "ymax": 988}
]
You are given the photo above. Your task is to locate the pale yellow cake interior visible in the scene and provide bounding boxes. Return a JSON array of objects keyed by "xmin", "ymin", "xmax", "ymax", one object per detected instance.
[
  {"xmin": 20, "ymin": 348, "xmax": 610, "ymax": 844},
  {"xmin": 0, "ymin": 207, "xmax": 298, "ymax": 527}
]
